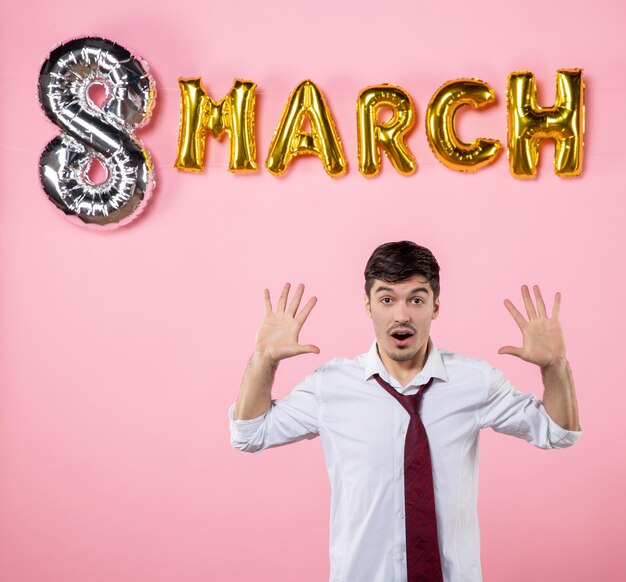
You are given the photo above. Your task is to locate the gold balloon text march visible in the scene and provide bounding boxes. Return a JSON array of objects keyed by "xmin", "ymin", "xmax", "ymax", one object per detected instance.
[
  {"xmin": 175, "ymin": 72, "xmax": 585, "ymax": 179},
  {"xmin": 37, "ymin": 38, "xmax": 585, "ymax": 231}
]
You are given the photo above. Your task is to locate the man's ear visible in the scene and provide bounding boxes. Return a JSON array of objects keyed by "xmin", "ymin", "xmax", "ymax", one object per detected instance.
[
  {"xmin": 432, "ymin": 297, "xmax": 440, "ymax": 320},
  {"xmin": 364, "ymin": 293, "xmax": 372, "ymax": 318}
]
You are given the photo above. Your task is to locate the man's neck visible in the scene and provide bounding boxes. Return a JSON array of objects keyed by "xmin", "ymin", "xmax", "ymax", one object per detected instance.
[{"xmin": 378, "ymin": 341, "xmax": 430, "ymax": 388}]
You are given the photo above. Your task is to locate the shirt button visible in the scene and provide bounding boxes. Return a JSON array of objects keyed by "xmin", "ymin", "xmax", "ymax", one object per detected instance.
[
  {"xmin": 397, "ymin": 553, "xmax": 405, "ymax": 561},
  {"xmin": 400, "ymin": 513, "xmax": 405, "ymax": 520}
]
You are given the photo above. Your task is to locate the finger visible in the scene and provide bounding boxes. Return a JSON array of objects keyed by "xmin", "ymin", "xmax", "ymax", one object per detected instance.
[
  {"xmin": 552, "ymin": 291, "xmax": 561, "ymax": 320},
  {"xmin": 287, "ymin": 283, "xmax": 305, "ymax": 317},
  {"xmin": 521, "ymin": 285, "xmax": 538, "ymax": 320},
  {"xmin": 277, "ymin": 282, "xmax": 291, "ymax": 312},
  {"xmin": 533, "ymin": 285, "xmax": 547, "ymax": 318},
  {"xmin": 263, "ymin": 288, "xmax": 273, "ymax": 315},
  {"xmin": 295, "ymin": 296, "xmax": 318, "ymax": 326},
  {"xmin": 498, "ymin": 345, "xmax": 523, "ymax": 358},
  {"xmin": 503, "ymin": 299, "xmax": 526, "ymax": 330}
]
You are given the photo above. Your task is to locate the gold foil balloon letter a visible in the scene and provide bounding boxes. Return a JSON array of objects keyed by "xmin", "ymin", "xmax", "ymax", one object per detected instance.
[
  {"xmin": 507, "ymin": 70, "xmax": 584, "ymax": 178},
  {"xmin": 426, "ymin": 79, "xmax": 501, "ymax": 172},
  {"xmin": 266, "ymin": 80, "xmax": 347, "ymax": 177},
  {"xmin": 357, "ymin": 85, "xmax": 417, "ymax": 177},
  {"xmin": 175, "ymin": 79, "xmax": 257, "ymax": 172}
]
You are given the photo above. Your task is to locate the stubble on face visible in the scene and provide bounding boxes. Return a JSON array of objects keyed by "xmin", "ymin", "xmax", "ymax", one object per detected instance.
[{"xmin": 386, "ymin": 342, "xmax": 421, "ymax": 362}]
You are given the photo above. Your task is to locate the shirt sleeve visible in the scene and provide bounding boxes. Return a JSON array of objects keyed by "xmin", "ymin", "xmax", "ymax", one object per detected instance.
[
  {"xmin": 477, "ymin": 367, "xmax": 582, "ymax": 449},
  {"xmin": 229, "ymin": 371, "xmax": 321, "ymax": 453}
]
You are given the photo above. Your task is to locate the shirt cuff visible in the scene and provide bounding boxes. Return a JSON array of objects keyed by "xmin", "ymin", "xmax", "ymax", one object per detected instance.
[
  {"xmin": 228, "ymin": 403, "xmax": 269, "ymax": 445},
  {"xmin": 545, "ymin": 409, "xmax": 583, "ymax": 448}
]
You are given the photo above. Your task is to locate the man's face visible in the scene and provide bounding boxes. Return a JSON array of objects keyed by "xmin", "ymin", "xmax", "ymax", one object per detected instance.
[{"xmin": 365, "ymin": 275, "xmax": 440, "ymax": 365}]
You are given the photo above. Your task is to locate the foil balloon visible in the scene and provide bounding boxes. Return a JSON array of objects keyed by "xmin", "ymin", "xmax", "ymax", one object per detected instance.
[
  {"xmin": 507, "ymin": 69, "xmax": 584, "ymax": 178},
  {"xmin": 266, "ymin": 80, "xmax": 347, "ymax": 177},
  {"xmin": 38, "ymin": 37, "xmax": 156, "ymax": 229},
  {"xmin": 426, "ymin": 79, "xmax": 502, "ymax": 172},
  {"xmin": 357, "ymin": 85, "xmax": 417, "ymax": 177},
  {"xmin": 175, "ymin": 78, "xmax": 257, "ymax": 172}
]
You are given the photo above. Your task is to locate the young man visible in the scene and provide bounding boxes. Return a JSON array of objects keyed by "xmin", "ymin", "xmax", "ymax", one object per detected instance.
[{"xmin": 230, "ymin": 241, "xmax": 581, "ymax": 582}]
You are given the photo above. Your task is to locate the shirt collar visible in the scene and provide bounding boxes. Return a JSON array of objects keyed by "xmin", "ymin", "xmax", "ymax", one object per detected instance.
[{"xmin": 363, "ymin": 338, "xmax": 449, "ymax": 389}]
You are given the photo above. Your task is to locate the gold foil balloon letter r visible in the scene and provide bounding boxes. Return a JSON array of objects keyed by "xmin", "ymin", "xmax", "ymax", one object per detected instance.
[{"xmin": 357, "ymin": 85, "xmax": 417, "ymax": 177}]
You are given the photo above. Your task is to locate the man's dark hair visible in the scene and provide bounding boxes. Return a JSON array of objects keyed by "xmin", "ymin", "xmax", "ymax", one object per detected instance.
[{"xmin": 364, "ymin": 241, "xmax": 440, "ymax": 299}]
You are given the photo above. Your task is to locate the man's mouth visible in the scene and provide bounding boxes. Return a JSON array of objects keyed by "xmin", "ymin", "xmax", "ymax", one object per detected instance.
[{"xmin": 390, "ymin": 329, "xmax": 415, "ymax": 346}]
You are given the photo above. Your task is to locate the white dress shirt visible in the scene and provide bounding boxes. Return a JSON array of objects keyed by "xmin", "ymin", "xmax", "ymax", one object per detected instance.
[{"xmin": 229, "ymin": 341, "xmax": 582, "ymax": 582}]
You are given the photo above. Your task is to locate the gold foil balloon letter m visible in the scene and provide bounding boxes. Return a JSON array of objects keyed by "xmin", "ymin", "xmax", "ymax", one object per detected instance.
[
  {"xmin": 175, "ymin": 78, "xmax": 257, "ymax": 172},
  {"xmin": 507, "ymin": 70, "xmax": 584, "ymax": 178}
]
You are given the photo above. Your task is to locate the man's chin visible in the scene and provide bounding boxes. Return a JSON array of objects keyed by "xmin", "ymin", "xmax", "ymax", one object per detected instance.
[{"xmin": 387, "ymin": 348, "xmax": 419, "ymax": 362}]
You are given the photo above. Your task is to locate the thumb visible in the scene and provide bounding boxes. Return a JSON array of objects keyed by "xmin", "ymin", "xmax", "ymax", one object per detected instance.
[
  {"xmin": 298, "ymin": 344, "xmax": 320, "ymax": 355},
  {"xmin": 498, "ymin": 345, "xmax": 523, "ymax": 358}
]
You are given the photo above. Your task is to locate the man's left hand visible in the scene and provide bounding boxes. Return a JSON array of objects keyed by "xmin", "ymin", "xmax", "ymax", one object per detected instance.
[{"xmin": 498, "ymin": 285, "xmax": 566, "ymax": 368}]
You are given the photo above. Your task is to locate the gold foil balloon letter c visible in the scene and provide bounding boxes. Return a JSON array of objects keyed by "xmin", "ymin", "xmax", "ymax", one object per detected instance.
[
  {"xmin": 426, "ymin": 79, "xmax": 501, "ymax": 172},
  {"xmin": 357, "ymin": 85, "xmax": 417, "ymax": 177},
  {"xmin": 507, "ymin": 69, "xmax": 584, "ymax": 178},
  {"xmin": 175, "ymin": 78, "xmax": 257, "ymax": 172},
  {"xmin": 266, "ymin": 80, "xmax": 347, "ymax": 177}
]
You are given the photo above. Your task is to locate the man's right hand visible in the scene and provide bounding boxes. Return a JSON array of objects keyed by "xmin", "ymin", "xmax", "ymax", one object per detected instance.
[
  {"xmin": 234, "ymin": 283, "xmax": 319, "ymax": 420},
  {"xmin": 256, "ymin": 283, "xmax": 320, "ymax": 365}
]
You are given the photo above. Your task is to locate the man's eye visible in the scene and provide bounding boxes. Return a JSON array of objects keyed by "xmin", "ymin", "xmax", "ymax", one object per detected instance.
[
  {"xmin": 412, "ymin": 297, "xmax": 423, "ymax": 304},
  {"xmin": 381, "ymin": 297, "xmax": 392, "ymax": 304}
]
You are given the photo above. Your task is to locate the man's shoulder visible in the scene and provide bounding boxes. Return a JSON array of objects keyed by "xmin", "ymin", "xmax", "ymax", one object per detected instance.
[
  {"xmin": 315, "ymin": 351, "xmax": 368, "ymax": 375},
  {"xmin": 437, "ymin": 347, "xmax": 495, "ymax": 378}
]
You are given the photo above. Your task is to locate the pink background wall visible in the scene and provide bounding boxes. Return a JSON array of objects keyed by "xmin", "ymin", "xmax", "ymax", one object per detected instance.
[{"xmin": 1, "ymin": 1, "xmax": 624, "ymax": 580}]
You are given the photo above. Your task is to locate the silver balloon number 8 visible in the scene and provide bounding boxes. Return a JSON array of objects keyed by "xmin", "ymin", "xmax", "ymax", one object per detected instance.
[{"xmin": 38, "ymin": 37, "xmax": 156, "ymax": 229}]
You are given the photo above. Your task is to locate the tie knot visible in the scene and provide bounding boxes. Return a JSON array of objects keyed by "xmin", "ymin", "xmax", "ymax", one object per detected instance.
[{"xmin": 405, "ymin": 392, "xmax": 422, "ymax": 415}]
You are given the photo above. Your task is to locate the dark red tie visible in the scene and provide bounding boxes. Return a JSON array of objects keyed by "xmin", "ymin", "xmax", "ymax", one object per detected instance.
[{"xmin": 374, "ymin": 374, "xmax": 443, "ymax": 582}]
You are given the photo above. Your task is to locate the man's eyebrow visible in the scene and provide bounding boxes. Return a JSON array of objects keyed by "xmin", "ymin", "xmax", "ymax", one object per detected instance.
[{"xmin": 374, "ymin": 285, "xmax": 431, "ymax": 294}]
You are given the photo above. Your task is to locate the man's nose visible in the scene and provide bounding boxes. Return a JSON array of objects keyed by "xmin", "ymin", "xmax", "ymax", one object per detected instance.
[{"xmin": 394, "ymin": 304, "xmax": 410, "ymax": 323}]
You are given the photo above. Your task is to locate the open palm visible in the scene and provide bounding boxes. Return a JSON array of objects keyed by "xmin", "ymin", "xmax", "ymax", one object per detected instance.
[
  {"xmin": 498, "ymin": 285, "xmax": 566, "ymax": 368},
  {"xmin": 256, "ymin": 283, "xmax": 319, "ymax": 363}
]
